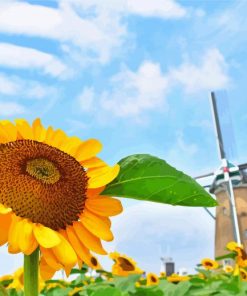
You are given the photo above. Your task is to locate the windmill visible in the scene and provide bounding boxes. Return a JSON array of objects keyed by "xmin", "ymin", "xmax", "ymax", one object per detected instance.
[{"xmin": 195, "ymin": 91, "xmax": 247, "ymax": 258}]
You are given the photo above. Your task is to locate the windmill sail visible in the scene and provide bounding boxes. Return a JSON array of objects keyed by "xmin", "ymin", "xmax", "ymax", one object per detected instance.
[{"xmin": 211, "ymin": 91, "xmax": 237, "ymax": 161}]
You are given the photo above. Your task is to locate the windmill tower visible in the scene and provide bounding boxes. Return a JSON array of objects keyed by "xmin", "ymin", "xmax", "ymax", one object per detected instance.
[{"xmin": 196, "ymin": 92, "xmax": 247, "ymax": 258}]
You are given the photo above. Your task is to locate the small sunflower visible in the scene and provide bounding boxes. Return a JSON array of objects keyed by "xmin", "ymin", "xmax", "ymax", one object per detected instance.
[
  {"xmin": 224, "ymin": 265, "xmax": 233, "ymax": 273},
  {"xmin": 7, "ymin": 267, "xmax": 44, "ymax": 291},
  {"xmin": 8, "ymin": 268, "xmax": 24, "ymax": 291},
  {"xmin": 226, "ymin": 242, "xmax": 247, "ymax": 267},
  {"xmin": 201, "ymin": 258, "xmax": 219, "ymax": 270},
  {"xmin": 0, "ymin": 274, "xmax": 13, "ymax": 287},
  {"xmin": 0, "ymin": 119, "xmax": 123, "ymax": 278},
  {"xmin": 160, "ymin": 271, "xmax": 166, "ymax": 278},
  {"xmin": 167, "ymin": 273, "xmax": 190, "ymax": 284},
  {"xmin": 109, "ymin": 252, "xmax": 143, "ymax": 276},
  {"xmin": 240, "ymin": 268, "xmax": 247, "ymax": 281},
  {"xmin": 226, "ymin": 241, "xmax": 244, "ymax": 252},
  {"xmin": 146, "ymin": 273, "xmax": 159, "ymax": 286}
]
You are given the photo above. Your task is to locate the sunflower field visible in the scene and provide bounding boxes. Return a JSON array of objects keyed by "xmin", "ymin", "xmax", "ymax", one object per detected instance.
[{"xmin": 1, "ymin": 242, "xmax": 247, "ymax": 296}]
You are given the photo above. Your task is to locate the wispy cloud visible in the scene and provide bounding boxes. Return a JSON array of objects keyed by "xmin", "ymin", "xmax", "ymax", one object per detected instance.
[
  {"xmin": 0, "ymin": 43, "xmax": 67, "ymax": 78},
  {"xmin": 169, "ymin": 48, "xmax": 230, "ymax": 93},
  {"xmin": 76, "ymin": 61, "xmax": 169, "ymax": 121},
  {"xmin": 0, "ymin": 72, "xmax": 58, "ymax": 99},
  {"xmin": 0, "ymin": 101, "xmax": 26, "ymax": 116},
  {"xmin": 126, "ymin": 0, "xmax": 187, "ymax": 19},
  {"xmin": 101, "ymin": 61, "xmax": 169, "ymax": 118},
  {"xmin": 0, "ymin": 1, "xmax": 127, "ymax": 65},
  {"xmin": 76, "ymin": 48, "xmax": 230, "ymax": 122}
]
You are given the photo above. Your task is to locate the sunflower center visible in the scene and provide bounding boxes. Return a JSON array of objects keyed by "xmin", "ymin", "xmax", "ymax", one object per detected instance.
[
  {"xmin": 118, "ymin": 257, "xmax": 135, "ymax": 271},
  {"xmin": 205, "ymin": 262, "xmax": 213, "ymax": 267},
  {"xmin": 26, "ymin": 158, "xmax": 60, "ymax": 184},
  {"xmin": 0, "ymin": 140, "xmax": 88, "ymax": 230},
  {"xmin": 91, "ymin": 257, "xmax": 98, "ymax": 267},
  {"xmin": 151, "ymin": 276, "xmax": 157, "ymax": 282}
]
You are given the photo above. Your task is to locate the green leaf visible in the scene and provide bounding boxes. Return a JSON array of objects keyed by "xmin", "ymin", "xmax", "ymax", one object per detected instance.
[
  {"xmin": 102, "ymin": 154, "xmax": 217, "ymax": 207},
  {"xmin": 112, "ymin": 275, "xmax": 141, "ymax": 293},
  {"xmin": 215, "ymin": 252, "xmax": 236, "ymax": 261},
  {"xmin": 90, "ymin": 287, "xmax": 122, "ymax": 296}
]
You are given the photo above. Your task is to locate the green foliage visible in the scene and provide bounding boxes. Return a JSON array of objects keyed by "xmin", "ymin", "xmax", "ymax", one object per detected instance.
[
  {"xmin": 102, "ymin": 154, "xmax": 217, "ymax": 207},
  {"xmin": 2, "ymin": 269, "xmax": 247, "ymax": 296}
]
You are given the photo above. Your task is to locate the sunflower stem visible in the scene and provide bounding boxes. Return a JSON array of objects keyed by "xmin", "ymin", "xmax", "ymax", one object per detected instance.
[{"xmin": 24, "ymin": 248, "xmax": 39, "ymax": 296}]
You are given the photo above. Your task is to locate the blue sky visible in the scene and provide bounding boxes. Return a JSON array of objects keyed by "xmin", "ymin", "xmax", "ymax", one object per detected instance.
[{"xmin": 0, "ymin": 0, "xmax": 246, "ymax": 276}]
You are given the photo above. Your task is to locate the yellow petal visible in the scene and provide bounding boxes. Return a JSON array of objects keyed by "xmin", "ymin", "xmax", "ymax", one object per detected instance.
[
  {"xmin": 59, "ymin": 136, "xmax": 82, "ymax": 155},
  {"xmin": 80, "ymin": 157, "xmax": 106, "ymax": 169},
  {"xmin": 40, "ymin": 247, "xmax": 63, "ymax": 270},
  {"xmin": 0, "ymin": 125, "xmax": 10, "ymax": 143},
  {"xmin": 15, "ymin": 119, "xmax": 34, "ymax": 139},
  {"xmin": 87, "ymin": 186, "xmax": 106, "ymax": 198},
  {"xmin": 0, "ymin": 204, "xmax": 12, "ymax": 214},
  {"xmin": 75, "ymin": 139, "xmax": 102, "ymax": 162},
  {"xmin": 64, "ymin": 265, "xmax": 73, "ymax": 277},
  {"xmin": 0, "ymin": 213, "xmax": 12, "ymax": 246},
  {"xmin": 19, "ymin": 219, "xmax": 38, "ymax": 255},
  {"xmin": 49, "ymin": 129, "xmax": 68, "ymax": 149},
  {"xmin": 40, "ymin": 257, "xmax": 57, "ymax": 280},
  {"xmin": 86, "ymin": 197, "xmax": 123, "ymax": 217},
  {"xmin": 8, "ymin": 216, "xmax": 22, "ymax": 253},
  {"xmin": 43, "ymin": 126, "xmax": 55, "ymax": 145},
  {"xmin": 66, "ymin": 226, "xmax": 92, "ymax": 264},
  {"xmin": 0, "ymin": 120, "xmax": 17, "ymax": 141},
  {"xmin": 32, "ymin": 118, "xmax": 46, "ymax": 142},
  {"xmin": 87, "ymin": 164, "xmax": 120, "ymax": 188},
  {"xmin": 73, "ymin": 221, "xmax": 107, "ymax": 255},
  {"xmin": 80, "ymin": 210, "xmax": 113, "ymax": 241},
  {"xmin": 33, "ymin": 224, "xmax": 61, "ymax": 248},
  {"xmin": 52, "ymin": 233, "xmax": 77, "ymax": 267}
]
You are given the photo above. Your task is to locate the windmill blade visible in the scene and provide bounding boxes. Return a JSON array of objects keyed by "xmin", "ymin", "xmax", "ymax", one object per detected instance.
[{"xmin": 210, "ymin": 91, "xmax": 237, "ymax": 161}]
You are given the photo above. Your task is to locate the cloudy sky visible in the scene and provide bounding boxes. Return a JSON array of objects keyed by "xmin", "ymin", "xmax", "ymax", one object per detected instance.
[{"xmin": 0, "ymin": 0, "xmax": 246, "ymax": 276}]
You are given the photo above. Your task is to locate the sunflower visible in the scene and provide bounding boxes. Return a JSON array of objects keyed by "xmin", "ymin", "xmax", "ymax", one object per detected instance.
[
  {"xmin": 224, "ymin": 265, "xmax": 233, "ymax": 273},
  {"xmin": 226, "ymin": 241, "xmax": 244, "ymax": 252},
  {"xmin": 146, "ymin": 273, "xmax": 159, "ymax": 286},
  {"xmin": 109, "ymin": 252, "xmax": 143, "ymax": 276},
  {"xmin": 201, "ymin": 258, "xmax": 219, "ymax": 270},
  {"xmin": 167, "ymin": 273, "xmax": 190, "ymax": 284},
  {"xmin": 0, "ymin": 274, "xmax": 13, "ymax": 287},
  {"xmin": 0, "ymin": 118, "xmax": 123, "ymax": 279},
  {"xmin": 226, "ymin": 241, "xmax": 247, "ymax": 267},
  {"xmin": 160, "ymin": 271, "xmax": 166, "ymax": 278},
  {"xmin": 7, "ymin": 268, "xmax": 24, "ymax": 291},
  {"xmin": 240, "ymin": 268, "xmax": 247, "ymax": 281}
]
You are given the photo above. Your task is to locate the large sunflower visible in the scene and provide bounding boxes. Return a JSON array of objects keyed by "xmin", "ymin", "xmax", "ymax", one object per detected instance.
[{"xmin": 0, "ymin": 119, "xmax": 123, "ymax": 279}]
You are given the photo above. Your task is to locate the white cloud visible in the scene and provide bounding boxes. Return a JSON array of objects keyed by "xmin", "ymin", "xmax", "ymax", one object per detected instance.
[
  {"xmin": 0, "ymin": 43, "xmax": 67, "ymax": 77},
  {"xmin": 100, "ymin": 61, "xmax": 169, "ymax": 118},
  {"xmin": 75, "ymin": 48, "xmax": 230, "ymax": 122},
  {"xmin": 0, "ymin": 72, "xmax": 58, "ymax": 99},
  {"xmin": 127, "ymin": 0, "xmax": 187, "ymax": 19},
  {"xmin": 0, "ymin": 73, "xmax": 19, "ymax": 95},
  {"xmin": 107, "ymin": 201, "xmax": 214, "ymax": 273},
  {"xmin": 169, "ymin": 48, "xmax": 230, "ymax": 93},
  {"xmin": 0, "ymin": 0, "xmax": 189, "ymax": 68},
  {"xmin": 0, "ymin": 1, "xmax": 126, "ymax": 65},
  {"xmin": 0, "ymin": 101, "xmax": 26, "ymax": 116}
]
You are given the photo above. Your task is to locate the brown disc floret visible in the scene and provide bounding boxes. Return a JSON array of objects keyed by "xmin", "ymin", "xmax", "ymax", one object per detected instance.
[{"xmin": 0, "ymin": 140, "xmax": 88, "ymax": 230}]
